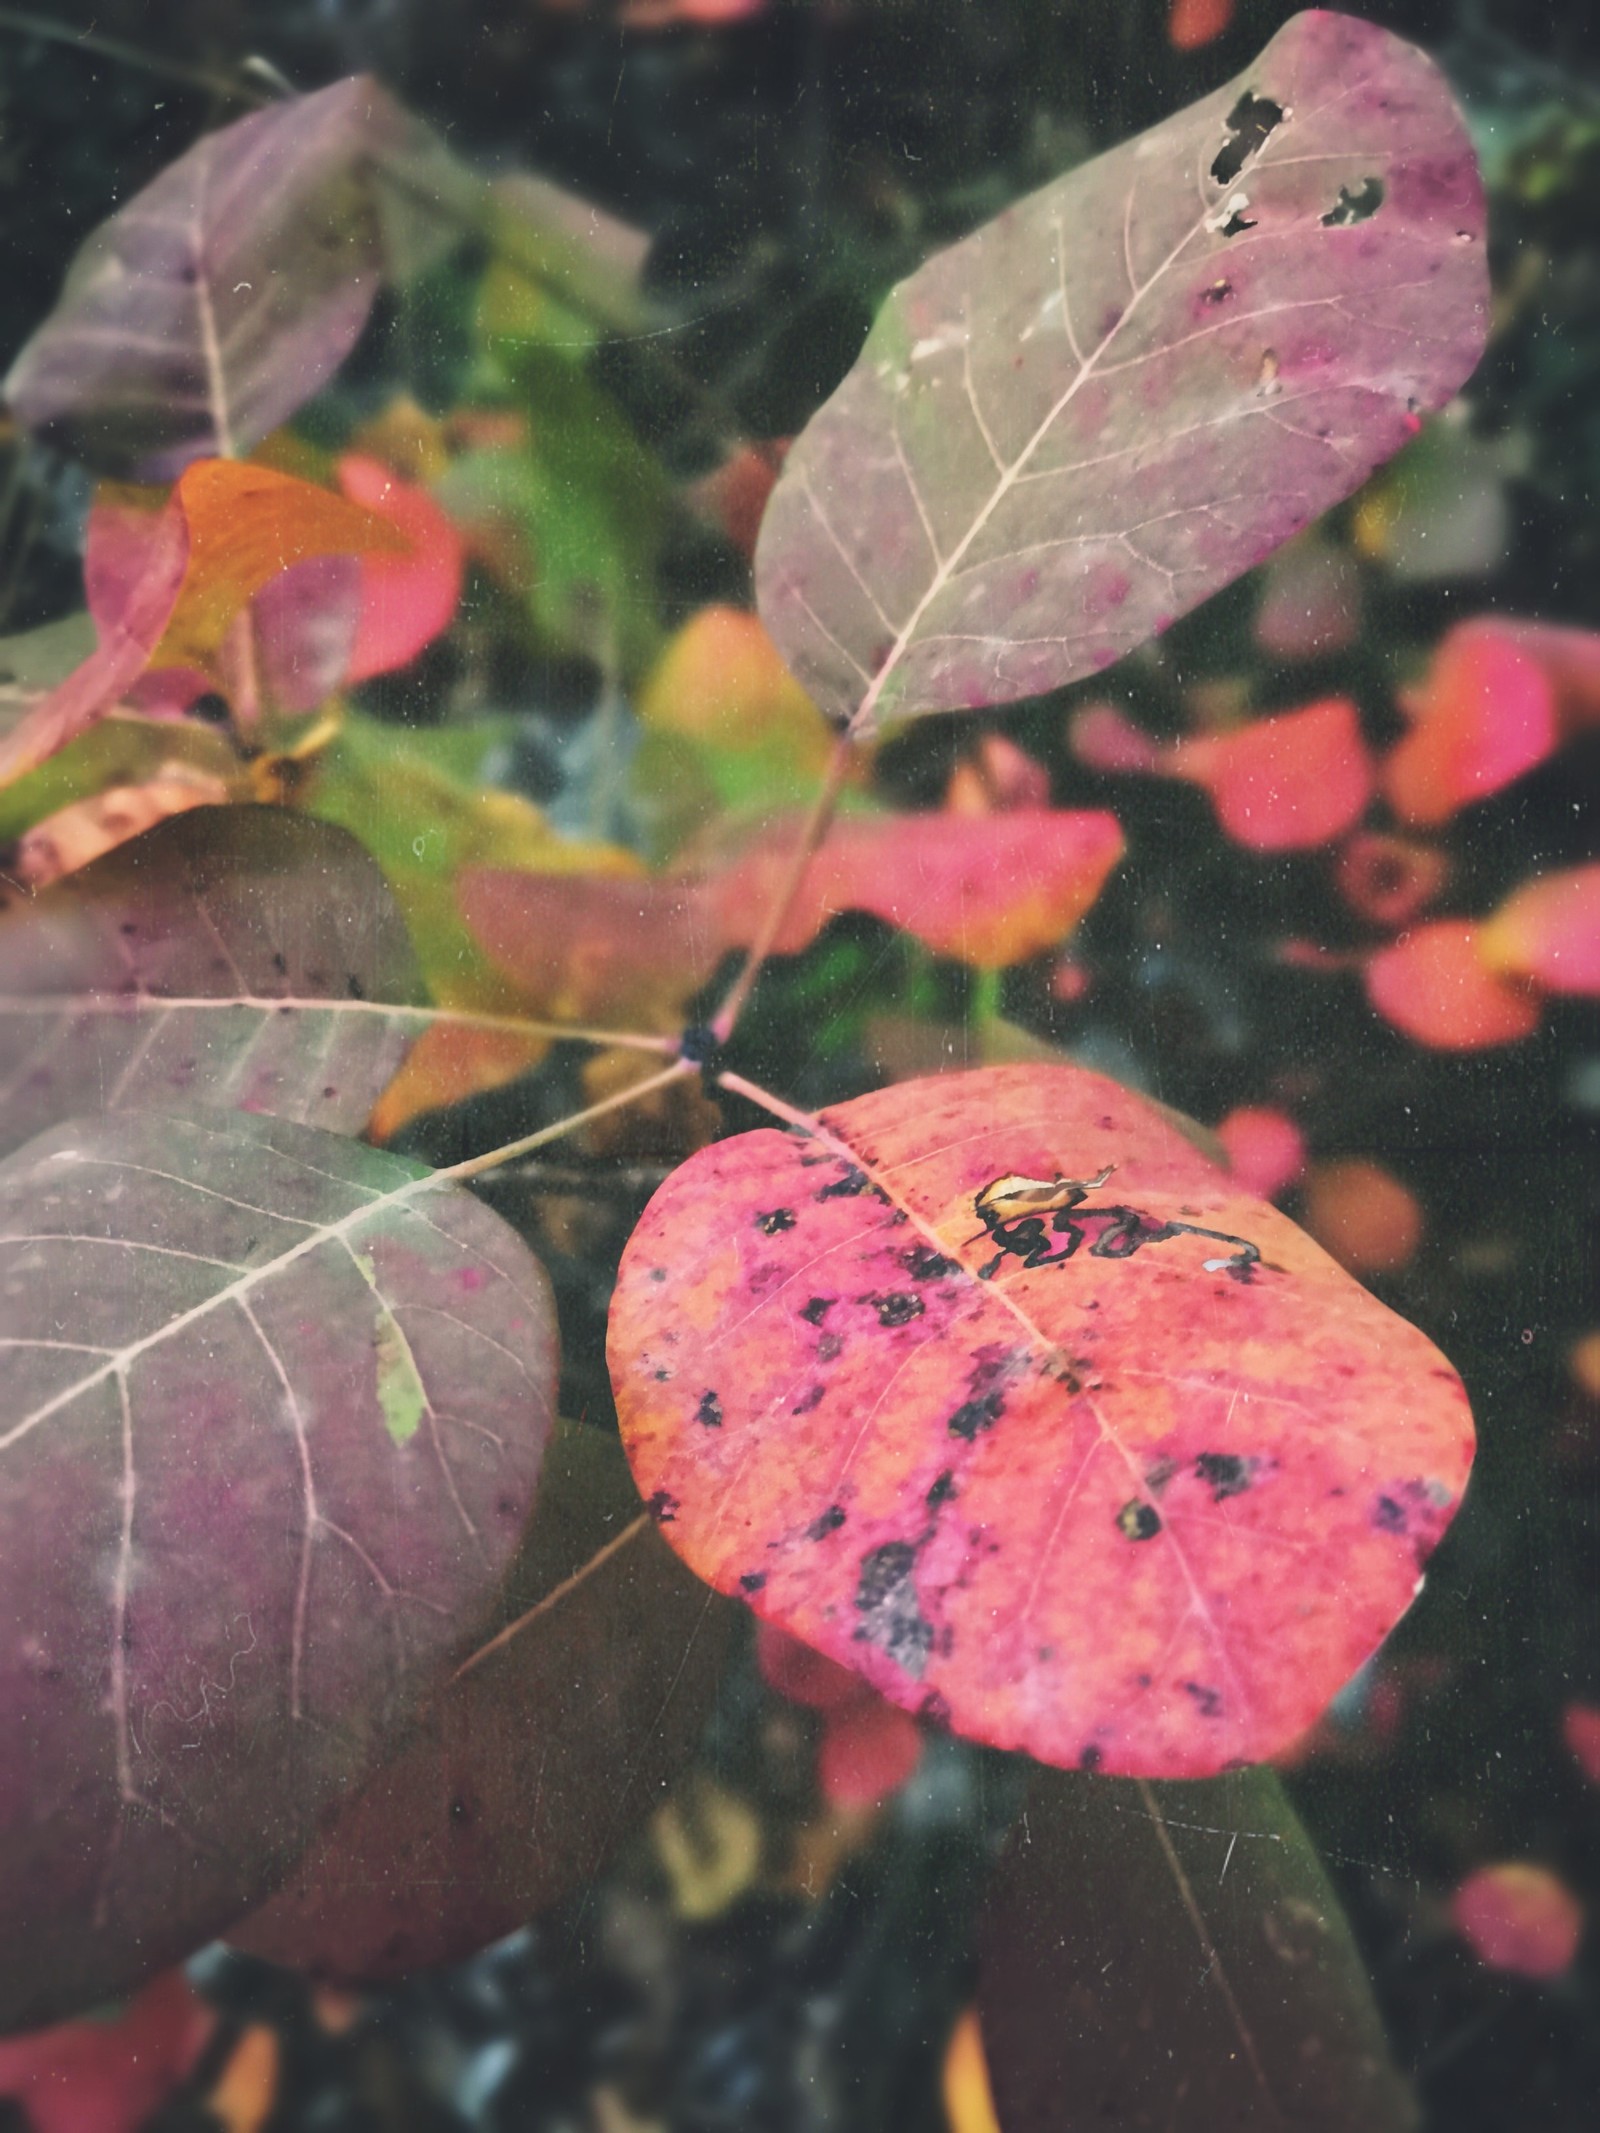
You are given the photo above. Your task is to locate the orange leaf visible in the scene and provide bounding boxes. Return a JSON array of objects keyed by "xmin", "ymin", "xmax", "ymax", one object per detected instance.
[
  {"xmin": 206, "ymin": 2023, "xmax": 280, "ymax": 2133},
  {"xmin": 1451, "ymin": 1863, "xmax": 1584, "ymax": 1979},
  {"xmin": 1170, "ymin": 697, "xmax": 1373, "ymax": 851},
  {"xmin": 943, "ymin": 2008, "xmax": 1003, "ymax": 2133},
  {"xmin": 13, "ymin": 767, "xmax": 232, "ymax": 889},
  {"xmin": 711, "ymin": 808, "xmax": 1125, "ymax": 969},
  {"xmin": 337, "ymin": 453, "xmax": 466, "ymax": 683},
  {"xmin": 366, "ymin": 1020, "xmax": 550, "ymax": 1144},
  {"xmin": 1383, "ymin": 621, "xmax": 1558, "ymax": 827},
  {"xmin": 154, "ymin": 459, "xmax": 409, "ymax": 670},
  {"xmin": 1478, "ymin": 862, "xmax": 1600, "ymax": 995},
  {"xmin": 1302, "ymin": 1158, "xmax": 1423, "ymax": 1276},
  {"xmin": 609, "ymin": 1064, "xmax": 1474, "ymax": 1776},
  {"xmin": 636, "ymin": 604, "xmax": 832, "ymax": 773},
  {"xmin": 1167, "ymin": 0, "xmax": 1235, "ymax": 52},
  {"xmin": 1365, "ymin": 920, "xmax": 1541, "ymax": 1050},
  {"xmin": 459, "ymin": 868, "xmax": 716, "ymax": 1026}
]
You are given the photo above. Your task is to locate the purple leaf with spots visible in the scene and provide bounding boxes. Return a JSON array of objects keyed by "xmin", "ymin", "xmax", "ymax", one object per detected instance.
[
  {"xmin": 607, "ymin": 1064, "xmax": 1475, "ymax": 1780},
  {"xmin": 0, "ymin": 1105, "xmax": 556, "ymax": 2032},
  {"xmin": 0, "ymin": 807, "xmax": 426, "ymax": 1160},
  {"xmin": 3, "ymin": 78, "xmax": 461, "ymax": 479},
  {"xmin": 755, "ymin": 10, "xmax": 1488, "ymax": 730}
]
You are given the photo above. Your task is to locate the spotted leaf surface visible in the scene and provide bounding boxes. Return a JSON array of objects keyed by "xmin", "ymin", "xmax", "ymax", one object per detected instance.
[
  {"xmin": 608, "ymin": 1064, "xmax": 1473, "ymax": 1778},
  {"xmin": 755, "ymin": 11, "xmax": 1487, "ymax": 729},
  {"xmin": 0, "ymin": 1106, "xmax": 555, "ymax": 2030},
  {"xmin": 0, "ymin": 808, "xmax": 425, "ymax": 1161}
]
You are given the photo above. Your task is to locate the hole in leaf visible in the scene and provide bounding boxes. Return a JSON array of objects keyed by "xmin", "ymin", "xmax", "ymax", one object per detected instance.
[
  {"xmin": 1219, "ymin": 206, "xmax": 1258, "ymax": 238},
  {"xmin": 1322, "ymin": 176, "xmax": 1385, "ymax": 226},
  {"xmin": 1210, "ymin": 92, "xmax": 1285, "ymax": 186}
]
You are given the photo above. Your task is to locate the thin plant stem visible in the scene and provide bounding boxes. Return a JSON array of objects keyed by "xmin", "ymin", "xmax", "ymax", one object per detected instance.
[
  {"xmin": 0, "ymin": 7, "xmax": 270, "ymax": 103},
  {"xmin": 433, "ymin": 1058, "xmax": 697, "ymax": 1186},
  {"xmin": 708, "ymin": 729, "xmax": 855, "ymax": 1045},
  {"xmin": 452, "ymin": 1513, "xmax": 650, "ymax": 1682}
]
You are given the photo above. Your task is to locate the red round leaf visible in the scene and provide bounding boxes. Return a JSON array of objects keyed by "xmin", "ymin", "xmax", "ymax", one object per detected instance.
[
  {"xmin": 608, "ymin": 1064, "xmax": 1474, "ymax": 1778},
  {"xmin": 337, "ymin": 454, "xmax": 466, "ymax": 683}
]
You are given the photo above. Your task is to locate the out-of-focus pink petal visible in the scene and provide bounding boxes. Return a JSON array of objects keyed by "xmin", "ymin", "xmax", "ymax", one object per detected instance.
[
  {"xmin": 818, "ymin": 1698, "xmax": 924, "ymax": 1809},
  {"xmin": 1173, "ymin": 698, "xmax": 1373, "ymax": 851},
  {"xmin": 1384, "ymin": 622, "xmax": 1558, "ymax": 826},
  {"xmin": 1215, "ymin": 1106, "xmax": 1306, "ymax": 1201},
  {"xmin": 1365, "ymin": 921, "xmax": 1541, "ymax": 1050},
  {"xmin": 1452, "ymin": 1863, "xmax": 1584, "ymax": 1980},
  {"xmin": 1479, "ymin": 864, "xmax": 1600, "ymax": 995}
]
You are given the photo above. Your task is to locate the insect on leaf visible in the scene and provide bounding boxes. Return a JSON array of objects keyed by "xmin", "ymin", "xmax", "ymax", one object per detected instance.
[
  {"xmin": 0, "ymin": 807, "xmax": 426, "ymax": 1161},
  {"xmin": 755, "ymin": 11, "xmax": 1488, "ymax": 730},
  {"xmin": 0, "ymin": 1105, "xmax": 557, "ymax": 2032},
  {"xmin": 607, "ymin": 1064, "xmax": 1474, "ymax": 1779}
]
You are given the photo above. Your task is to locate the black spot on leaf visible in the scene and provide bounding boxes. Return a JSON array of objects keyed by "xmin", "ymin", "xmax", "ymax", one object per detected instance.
[
  {"xmin": 1373, "ymin": 1494, "xmax": 1408, "ymax": 1533},
  {"xmin": 1184, "ymin": 1681, "xmax": 1223, "ymax": 1718},
  {"xmin": 756, "ymin": 1206, "xmax": 796, "ymax": 1235},
  {"xmin": 1219, "ymin": 207, "xmax": 1258, "ymax": 238},
  {"xmin": 791, "ymin": 1383, "xmax": 825, "ymax": 1416},
  {"xmin": 926, "ymin": 1469, "xmax": 957, "ymax": 1509},
  {"xmin": 818, "ymin": 1165, "xmax": 870, "ymax": 1200},
  {"xmin": 696, "ymin": 1390, "xmax": 723, "ymax": 1429},
  {"xmin": 808, "ymin": 1504, "xmax": 848, "ymax": 1540},
  {"xmin": 1080, "ymin": 1744, "xmax": 1104, "ymax": 1773},
  {"xmin": 817, "ymin": 1334, "xmax": 843, "ymax": 1362},
  {"xmin": 902, "ymin": 1243, "xmax": 959, "ymax": 1281},
  {"xmin": 868, "ymin": 1291, "xmax": 924, "ymax": 1328},
  {"xmin": 739, "ymin": 1572, "xmax": 767, "ymax": 1593},
  {"xmin": 1211, "ymin": 92, "xmax": 1285, "ymax": 186},
  {"xmin": 1117, "ymin": 1500, "xmax": 1162, "ymax": 1542},
  {"xmin": 854, "ymin": 1540, "xmax": 933, "ymax": 1676},
  {"xmin": 800, "ymin": 1296, "xmax": 834, "ymax": 1324},
  {"xmin": 1322, "ymin": 176, "xmax": 1384, "ymax": 226},
  {"xmin": 1195, "ymin": 1452, "xmax": 1252, "ymax": 1501},
  {"xmin": 646, "ymin": 1490, "xmax": 678, "ymax": 1523},
  {"xmin": 948, "ymin": 1392, "xmax": 1005, "ymax": 1441}
]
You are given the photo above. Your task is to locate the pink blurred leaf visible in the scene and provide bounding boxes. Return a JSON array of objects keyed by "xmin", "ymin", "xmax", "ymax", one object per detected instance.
[
  {"xmin": 1562, "ymin": 1702, "xmax": 1600, "ymax": 1786},
  {"xmin": 817, "ymin": 1697, "xmax": 924, "ymax": 1809},
  {"xmin": 1365, "ymin": 921, "xmax": 1541, "ymax": 1050},
  {"xmin": 1452, "ymin": 1863, "xmax": 1584, "ymax": 1980},
  {"xmin": 756, "ymin": 13, "xmax": 1487, "ymax": 730},
  {"xmin": 0, "ymin": 1971, "xmax": 212, "ymax": 2133},
  {"xmin": 1478, "ymin": 863, "xmax": 1600, "ymax": 995},
  {"xmin": 1383, "ymin": 621, "xmax": 1558, "ymax": 826},
  {"xmin": 1215, "ymin": 1105, "xmax": 1306, "ymax": 1200},
  {"xmin": 1171, "ymin": 696, "xmax": 1373, "ymax": 850},
  {"xmin": 338, "ymin": 454, "xmax": 467, "ymax": 683}
]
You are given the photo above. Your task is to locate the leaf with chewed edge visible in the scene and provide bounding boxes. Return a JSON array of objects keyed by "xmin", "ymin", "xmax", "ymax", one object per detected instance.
[
  {"xmin": 0, "ymin": 807, "xmax": 425, "ymax": 1161},
  {"xmin": 0, "ymin": 1104, "xmax": 556, "ymax": 2034},
  {"xmin": 608, "ymin": 1064, "xmax": 1473, "ymax": 1778},
  {"xmin": 755, "ymin": 11, "xmax": 1487, "ymax": 730}
]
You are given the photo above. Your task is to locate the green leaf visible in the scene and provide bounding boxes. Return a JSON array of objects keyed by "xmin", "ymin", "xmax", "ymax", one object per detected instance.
[{"xmin": 978, "ymin": 1765, "xmax": 1417, "ymax": 2131}]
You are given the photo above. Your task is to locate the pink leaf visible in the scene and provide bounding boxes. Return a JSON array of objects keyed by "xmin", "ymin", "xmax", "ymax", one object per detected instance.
[
  {"xmin": 1171, "ymin": 697, "xmax": 1373, "ymax": 851},
  {"xmin": 337, "ymin": 453, "xmax": 466, "ymax": 683},
  {"xmin": 1215, "ymin": 1105, "xmax": 1306, "ymax": 1200},
  {"xmin": 1452, "ymin": 1863, "xmax": 1584, "ymax": 1980},
  {"xmin": 818, "ymin": 1698, "xmax": 924, "ymax": 1808},
  {"xmin": 1365, "ymin": 921, "xmax": 1541, "ymax": 1050},
  {"xmin": 0, "ymin": 1971, "xmax": 211, "ymax": 2133},
  {"xmin": 1478, "ymin": 863, "xmax": 1600, "ymax": 995},
  {"xmin": 1383, "ymin": 621, "xmax": 1558, "ymax": 826}
]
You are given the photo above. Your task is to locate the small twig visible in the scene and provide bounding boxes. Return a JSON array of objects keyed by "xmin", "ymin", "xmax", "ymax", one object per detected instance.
[
  {"xmin": 451, "ymin": 1513, "xmax": 650, "ymax": 1682},
  {"xmin": 708, "ymin": 728, "xmax": 856, "ymax": 1044},
  {"xmin": 431, "ymin": 1057, "xmax": 697, "ymax": 1186},
  {"xmin": 477, "ymin": 1158, "xmax": 673, "ymax": 1196},
  {"xmin": 0, "ymin": 7, "xmax": 270, "ymax": 105}
]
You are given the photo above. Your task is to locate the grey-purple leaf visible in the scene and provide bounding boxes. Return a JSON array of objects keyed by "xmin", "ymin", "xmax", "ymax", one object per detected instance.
[
  {"xmin": 0, "ymin": 807, "xmax": 425, "ymax": 1158},
  {"xmin": 755, "ymin": 11, "xmax": 1488, "ymax": 730},
  {"xmin": 3, "ymin": 77, "xmax": 455, "ymax": 479},
  {"xmin": 0, "ymin": 1104, "xmax": 556, "ymax": 2032}
]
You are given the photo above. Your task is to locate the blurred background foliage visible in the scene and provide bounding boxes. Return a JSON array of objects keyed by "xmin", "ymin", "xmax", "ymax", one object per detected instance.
[{"xmin": 0, "ymin": 2, "xmax": 1598, "ymax": 2129}]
